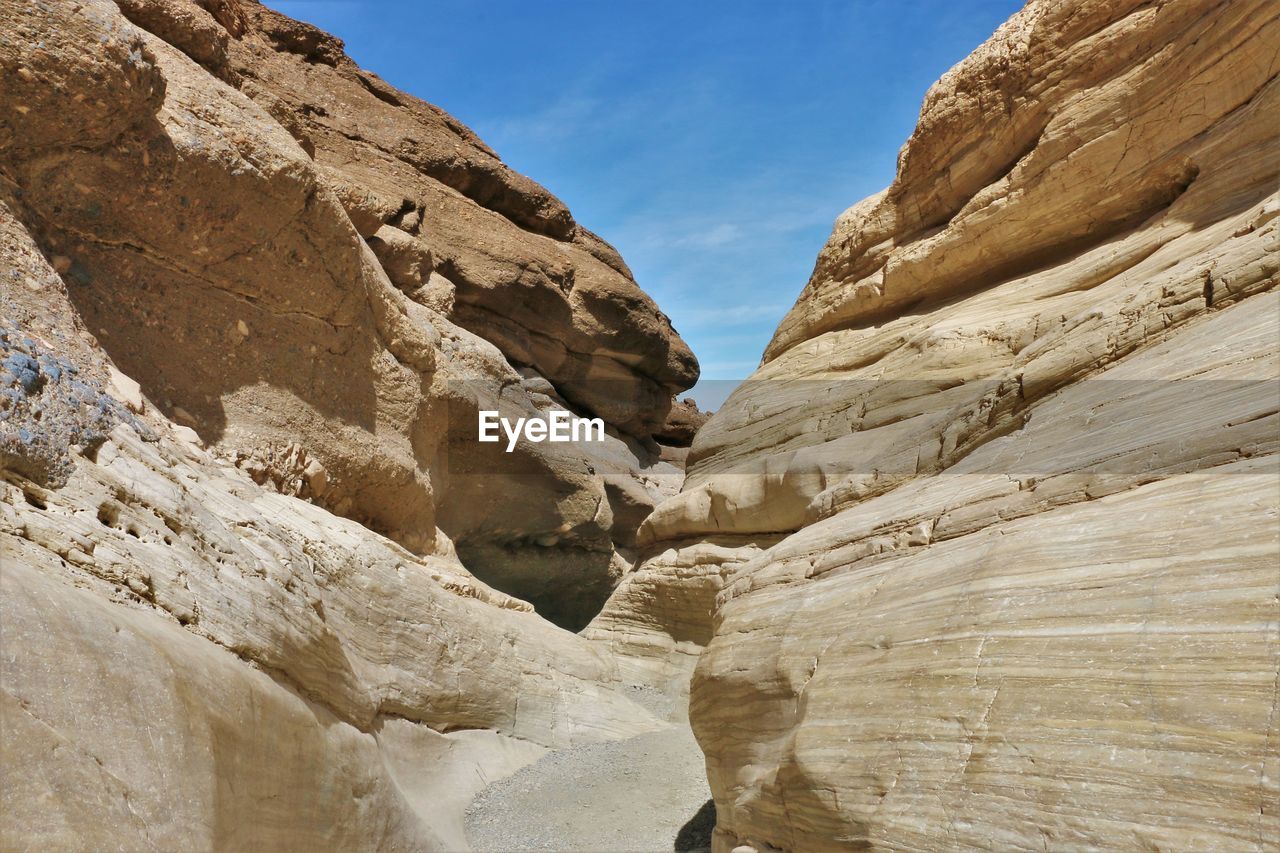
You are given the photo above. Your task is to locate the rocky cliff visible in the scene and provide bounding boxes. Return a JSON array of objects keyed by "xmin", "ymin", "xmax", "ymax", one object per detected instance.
[
  {"xmin": 1, "ymin": 0, "xmax": 698, "ymax": 847},
  {"xmin": 3, "ymin": 0, "xmax": 1278, "ymax": 850},
  {"xmin": 0, "ymin": 0, "xmax": 703, "ymax": 632},
  {"xmin": 595, "ymin": 0, "xmax": 1278, "ymax": 849}
]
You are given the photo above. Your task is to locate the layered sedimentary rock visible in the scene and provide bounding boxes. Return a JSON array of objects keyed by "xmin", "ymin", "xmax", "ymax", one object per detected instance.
[
  {"xmin": 597, "ymin": 0, "xmax": 1280, "ymax": 848},
  {"xmin": 0, "ymin": 0, "xmax": 695, "ymax": 630},
  {"xmin": 0, "ymin": 0, "xmax": 694, "ymax": 846},
  {"xmin": 0, "ymin": 190, "xmax": 668, "ymax": 849},
  {"xmin": 6, "ymin": 0, "xmax": 1278, "ymax": 848}
]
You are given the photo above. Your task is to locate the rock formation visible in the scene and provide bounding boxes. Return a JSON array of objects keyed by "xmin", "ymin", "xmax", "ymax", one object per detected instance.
[
  {"xmin": 1, "ymin": 0, "xmax": 695, "ymax": 846},
  {"xmin": 3, "ymin": 0, "xmax": 1277, "ymax": 850},
  {"xmin": 0, "ymin": 0, "xmax": 698, "ymax": 632},
  {"xmin": 595, "ymin": 0, "xmax": 1278, "ymax": 848}
]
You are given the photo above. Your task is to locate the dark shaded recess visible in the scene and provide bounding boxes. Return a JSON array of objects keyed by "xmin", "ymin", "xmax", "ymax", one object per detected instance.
[
  {"xmin": 455, "ymin": 540, "xmax": 616, "ymax": 634},
  {"xmin": 674, "ymin": 799, "xmax": 716, "ymax": 852}
]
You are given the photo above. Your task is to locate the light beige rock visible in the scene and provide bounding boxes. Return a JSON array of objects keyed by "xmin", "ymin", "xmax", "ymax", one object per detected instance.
[
  {"xmin": 106, "ymin": 366, "xmax": 145, "ymax": 413},
  {"xmin": 584, "ymin": 537, "xmax": 780, "ymax": 693},
  {"xmin": 695, "ymin": 296, "xmax": 1279, "ymax": 849},
  {"xmin": 643, "ymin": 0, "xmax": 1278, "ymax": 551},
  {"xmin": 0, "ymin": 197, "xmax": 666, "ymax": 847},
  {"xmin": 4, "ymin": 0, "xmax": 1277, "ymax": 848},
  {"xmin": 595, "ymin": 1, "xmax": 1280, "ymax": 848}
]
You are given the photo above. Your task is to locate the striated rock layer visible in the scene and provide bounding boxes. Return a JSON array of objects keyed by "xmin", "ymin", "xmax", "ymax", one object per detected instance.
[
  {"xmin": 0, "ymin": 0, "xmax": 696, "ymax": 631},
  {"xmin": 1, "ymin": 187, "xmax": 666, "ymax": 850},
  {"xmin": 591, "ymin": 0, "xmax": 1280, "ymax": 849},
  {"xmin": 0, "ymin": 0, "xmax": 695, "ymax": 847},
  {"xmin": 4, "ymin": 0, "xmax": 1278, "ymax": 849}
]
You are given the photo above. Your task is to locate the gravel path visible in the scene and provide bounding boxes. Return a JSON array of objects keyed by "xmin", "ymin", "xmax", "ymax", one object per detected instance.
[{"xmin": 463, "ymin": 722, "xmax": 714, "ymax": 852}]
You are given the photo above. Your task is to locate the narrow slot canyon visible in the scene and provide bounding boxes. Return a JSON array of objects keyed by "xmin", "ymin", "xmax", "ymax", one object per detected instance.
[{"xmin": 1, "ymin": 1, "xmax": 1277, "ymax": 851}]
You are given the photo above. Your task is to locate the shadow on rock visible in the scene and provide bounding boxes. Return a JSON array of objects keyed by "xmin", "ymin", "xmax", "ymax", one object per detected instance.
[{"xmin": 674, "ymin": 798, "xmax": 715, "ymax": 852}]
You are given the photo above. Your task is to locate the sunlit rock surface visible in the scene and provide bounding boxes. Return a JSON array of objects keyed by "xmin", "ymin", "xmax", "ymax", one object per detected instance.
[
  {"xmin": 0, "ymin": 0, "xmax": 695, "ymax": 846},
  {"xmin": 3, "ymin": 0, "xmax": 1277, "ymax": 849},
  {"xmin": 0, "ymin": 0, "xmax": 695, "ymax": 631},
  {"xmin": 594, "ymin": 0, "xmax": 1280, "ymax": 848}
]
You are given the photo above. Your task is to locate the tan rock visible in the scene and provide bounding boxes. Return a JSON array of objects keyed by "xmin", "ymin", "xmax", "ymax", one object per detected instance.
[
  {"xmin": 584, "ymin": 537, "xmax": 780, "ymax": 693},
  {"xmin": 592, "ymin": 1, "xmax": 1280, "ymax": 848},
  {"xmin": 695, "ymin": 296, "xmax": 1279, "ymax": 849},
  {"xmin": 106, "ymin": 366, "xmax": 145, "ymax": 413},
  {"xmin": 0, "ymin": 0, "xmax": 697, "ymax": 621},
  {"xmin": 0, "ymin": 0, "xmax": 700, "ymax": 845},
  {"xmin": 218, "ymin": 0, "xmax": 699, "ymax": 436},
  {"xmin": 6, "ymin": 0, "xmax": 1276, "ymax": 848},
  {"xmin": 367, "ymin": 223, "xmax": 433, "ymax": 292},
  {"xmin": 114, "ymin": 0, "xmax": 234, "ymax": 69},
  {"xmin": 0, "ymin": 188, "xmax": 666, "ymax": 847},
  {"xmin": 316, "ymin": 162, "xmax": 407, "ymax": 237}
]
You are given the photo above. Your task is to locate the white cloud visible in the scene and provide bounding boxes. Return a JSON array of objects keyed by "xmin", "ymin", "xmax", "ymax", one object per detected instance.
[
  {"xmin": 680, "ymin": 303, "xmax": 789, "ymax": 326},
  {"xmin": 484, "ymin": 95, "xmax": 605, "ymax": 147},
  {"xmin": 670, "ymin": 222, "xmax": 743, "ymax": 249}
]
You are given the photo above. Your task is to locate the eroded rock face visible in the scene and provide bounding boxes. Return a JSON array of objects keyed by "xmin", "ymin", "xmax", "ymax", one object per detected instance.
[
  {"xmin": 0, "ymin": 0, "xmax": 695, "ymax": 845},
  {"xmin": 0, "ymin": 0, "xmax": 695, "ymax": 629},
  {"xmin": 225, "ymin": 0, "xmax": 698, "ymax": 439},
  {"xmin": 0, "ymin": 185, "xmax": 668, "ymax": 849},
  {"xmin": 654, "ymin": 397, "xmax": 711, "ymax": 448},
  {"xmin": 5, "ymin": 0, "xmax": 1277, "ymax": 847},
  {"xmin": 593, "ymin": 1, "xmax": 1279, "ymax": 848}
]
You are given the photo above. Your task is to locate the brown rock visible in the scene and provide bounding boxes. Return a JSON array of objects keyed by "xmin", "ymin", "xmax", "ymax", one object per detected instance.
[
  {"xmin": 115, "ymin": 0, "xmax": 232, "ymax": 69},
  {"xmin": 0, "ymin": 0, "xmax": 697, "ymax": 619},
  {"xmin": 316, "ymin": 163, "xmax": 408, "ymax": 237},
  {"xmin": 366, "ymin": 223, "xmax": 433, "ymax": 291},
  {"xmin": 0, "ymin": 1, "xmax": 698, "ymax": 845},
  {"xmin": 653, "ymin": 396, "xmax": 711, "ymax": 447}
]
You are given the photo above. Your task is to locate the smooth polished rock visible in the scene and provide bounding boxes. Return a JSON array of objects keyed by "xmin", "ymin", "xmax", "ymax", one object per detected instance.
[{"xmin": 594, "ymin": 1, "xmax": 1280, "ymax": 848}]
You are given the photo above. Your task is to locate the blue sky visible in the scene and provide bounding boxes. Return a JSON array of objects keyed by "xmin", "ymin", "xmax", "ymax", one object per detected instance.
[{"xmin": 268, "ymin": 0, "xmax": 1021, "ymax": 406}]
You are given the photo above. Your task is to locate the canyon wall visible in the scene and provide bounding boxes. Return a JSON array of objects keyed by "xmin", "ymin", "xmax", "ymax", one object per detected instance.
[
  {"xmin": 1, "ymin": 0, "xmax": 698, "ymax": 632},
  {"xmin": 4, "ymin": 0, "xmax": 1277, "ymax": 850},
  {"xmin": 0, "ymin": 0, "xmax": 695, "ymax": 847},
  {"xmin": 596, "ymin": 0, "xmax": 1280, "ymax": 848}
]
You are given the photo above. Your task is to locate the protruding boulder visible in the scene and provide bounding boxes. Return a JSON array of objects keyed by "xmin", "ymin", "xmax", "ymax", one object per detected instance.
[
  {"xmin": 653, "ymin": 397, "xmax": 710, "ymax": 447},
  {"xmin": 367, "ymin": 224, "xmax": 433, "ymax": 292}
]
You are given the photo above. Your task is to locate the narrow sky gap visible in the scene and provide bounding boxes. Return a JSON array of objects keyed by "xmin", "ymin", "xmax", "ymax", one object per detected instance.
[{"xmin": 267, "ymin": 0, "xmax": 1022, "ymax": 406}]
